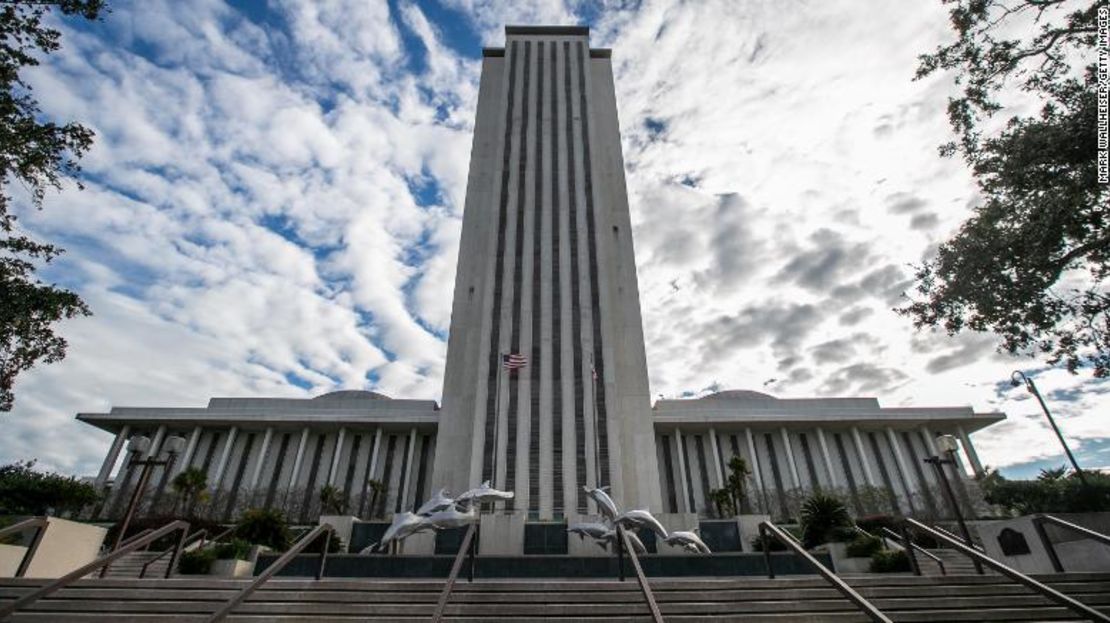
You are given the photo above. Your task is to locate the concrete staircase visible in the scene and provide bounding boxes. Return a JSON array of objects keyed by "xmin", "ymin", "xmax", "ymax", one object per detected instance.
[
  {"xmin": 1, "ymin": 572, "xmax": 1108, "ymax": 621},
  {"xmin": 95, "ymin": 551, "xmax": 172, "ymax": 579}
]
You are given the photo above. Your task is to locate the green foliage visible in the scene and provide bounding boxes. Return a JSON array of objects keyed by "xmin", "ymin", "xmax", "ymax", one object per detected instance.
[
  {"xmin": 869, "ymin": 549, "xmax": 911, "ymax": 573},
  {"xmin": 365, "ymin": 479, "xmax": 386, "ymax": 518},
  {"xmin": 750, "ymin": 533, "xmax": 787, "ymax": 552},
  {"xmin": 171, "ymin": 468, "xmax": 208, "ymax": 515},
  {"xmin": 799, "ymin": 493, "xmax": 851, "ymax": 548},
  {"xmin": 707, "ymin": 488, "xmax": 736, "ymax": 518},
  {"xmin": 319, "ymin": 485, "xmax": 347, "ymax": 515},
  {"xmin": 302, "ymin": 531, "xmax": 343, "ymax": 554},
  {"xmin": 901, "ymin": 1, "xmax": 1107, "ymax": 376},
  {"xmin": 0, "ymin": 1, "xmax": 104, "ymax": 411},
  {"xmin": 1038, "ymin": 466, "xmax": 1068, "ymax": 482},
  {"xmin": 846, "ymin": 535, "xmax": 884, "ymax": 558},
  {"xmin": 828, "ymin": 526, "xmax": 859, "ymax": 543},
  {"xmin": 178, "ymin": 548, "xmax": 216, "ymax": 575},
  {"xmin": 234, "ymin": 508, "xmax": 290, "ymax": 550},
  {"xmin": 983, "ymin": 471, "xmax": 1110, "ymax": 515},
  {"xmin": 0, "ymin": 460, "xmax": 99, "ymax": 515},
  {"xmin": 212, "ymin": 538, "xmax": 251, "ymax": 560},
  {"xmin": 855, "ymin": 514, "xmax": 897, "ymax": 535}
]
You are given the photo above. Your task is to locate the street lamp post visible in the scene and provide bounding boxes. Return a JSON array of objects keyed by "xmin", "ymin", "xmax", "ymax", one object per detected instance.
[
  {"xmin": 1010, "ymin": 371, "xmax": 1088, "ymax": 486},
  {"xmin": 108, "ymin": 435, "xmax": 187, "ymax": 554},
  {"xmin": 924, "ymin": 434, "xmax": 983, "ymax": 575}
]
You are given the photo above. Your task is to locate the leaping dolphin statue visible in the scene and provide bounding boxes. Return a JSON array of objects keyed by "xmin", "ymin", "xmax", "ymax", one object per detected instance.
[
  {"xmin": 581, "ymin": 485, "xmax": 619, "ymax": 520},
  {"xmin": 599, "ymin": 528, "xmax": 648, "ymax": 555},
  {"xmin": 426, "ymin": 504, "xmax": 478, "ymax": 530},
  {"xmin": 567, "ymin": 522, "xmax": 610, "ymax": 541},
  {"xmin": 363, "ymin": 511, "xmax": 434, "ymax": 553},
  {"xmin": 415, "ymin": 488, "xmax": 455, "ymax": 516},
  {"xmin": 456, "ymin": 480, "xmax": 515, "ymax": 506},
  {"xmin": 613, "ymin": 509, "xmax": 669, "ymax": 540},
  {"xmin": 663, "ymin": 530, "xmax": 711, "ymax": 554}
]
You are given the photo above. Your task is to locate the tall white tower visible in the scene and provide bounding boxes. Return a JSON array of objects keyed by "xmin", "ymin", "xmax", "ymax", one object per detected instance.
[{"xmin": 434, "ymin": 26, "xmax": 660, "ymax": 527}]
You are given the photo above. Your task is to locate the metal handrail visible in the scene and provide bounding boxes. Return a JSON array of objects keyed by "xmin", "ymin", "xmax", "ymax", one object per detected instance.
[
  {"xmin": 903, "ymin": 518, "xmax": 1110, "ymax": 622},
  {"xmin": 431, "ymin": 523, "xmax": 478, "ymax": 623},
  {"xmin": 1032, "ymin": 514, "xmax": 1110, "ymax": 573},
  {"xmin": 759, "ymin": 521, "xmax": 892, "ymax": 623},
  {"xmin": 878, "ymin": 527, "xmax": 945, "ymax": 575},
  {"xmin": 100, "ymin": 527, "xmax": 158, "ymax": 577},
  {"xmin": 0, "ymin": 519, "xmax": 190, "ymax": 620},
  {"xmin": 0, "ymin": 517, "xmax": 49, "ymax": 578},
  {"xmin": 138, "ymin": 525, "xmax": 235, "ymax": 578},
  {"xmin": 933, "ymin": 524, "xmax": 983, "ymax": 551},
  {"xmin": 206, "ymin": 523, "xmax": 334, "ymax": 623},
  {"xmin": 617, "ymin": 527, "xmax": 664, "ymax": 623}
]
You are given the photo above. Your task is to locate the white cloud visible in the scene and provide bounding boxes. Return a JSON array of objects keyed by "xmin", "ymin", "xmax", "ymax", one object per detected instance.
[{"xmin": 1, "ymin": 0, "xmax": 1104, "ymax": 480}]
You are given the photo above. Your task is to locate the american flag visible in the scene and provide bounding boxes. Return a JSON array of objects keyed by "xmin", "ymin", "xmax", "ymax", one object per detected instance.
[{"xmin": 502, "ymin": 353, "xmax": 528, "ymax": 369}]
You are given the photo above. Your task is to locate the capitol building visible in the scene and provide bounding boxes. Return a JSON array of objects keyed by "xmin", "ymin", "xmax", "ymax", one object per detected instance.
[{"xmin": 76, "ymin": 26, "xmax": 1004, "ymax": 555}]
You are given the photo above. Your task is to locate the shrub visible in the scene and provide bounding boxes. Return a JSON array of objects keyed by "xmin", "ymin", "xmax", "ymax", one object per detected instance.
[
  {"xmin": 751, "ymin": 534, "xmax": 788, "ymax": 552},
  {"xmin": 983, "ymin": 472, "xmax": 1110, "ymax": 514},
  {"xmin": 828, "ymin": 526, "xmax": 858, "ymax": 543},
  {"xmin": 855, "ymin": 514, "xmax": 897, "ymax": 535},
  {"xmin": 869, "ymin": 549, "xmax": 911, "ymax": 573},
  {"xmin": 845, "ymin": 535, "xmax": 883, "ymax": 558},
  {"xmin": 178, "ymin": 548, "xmax": 216, "ymax": 575},
  {"xmin": 212, "ymin": 538, "xmax": 252, "ymax": 560},
  {"xmin": 235, "ymin": 508, "xmax": 291, "ymax": 550},
  {"xmin": 0, "ymin": 460, "xmax": 100, "ymax": 516},
  {"xmin": 302, "ymin": 532, "xmax": 344, "ymax": 554},
  {"xmin": 799, "ymin": 493, "xmax": 851, "ymax": 548}
]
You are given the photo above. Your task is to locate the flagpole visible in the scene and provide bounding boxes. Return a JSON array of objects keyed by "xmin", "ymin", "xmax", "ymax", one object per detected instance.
[
  {"xmin": 590, "ymin": 355, "xmax": 602, "ymax": 489},
  {"xmin": 493, "ymin": 352, "xmax": 503, "ymax": 491}
]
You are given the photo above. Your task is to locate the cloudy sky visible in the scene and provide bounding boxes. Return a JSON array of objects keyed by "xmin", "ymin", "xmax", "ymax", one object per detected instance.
[{"xmin": 3, "ymin": 0, "xmax": 1106, "ymax": 480}]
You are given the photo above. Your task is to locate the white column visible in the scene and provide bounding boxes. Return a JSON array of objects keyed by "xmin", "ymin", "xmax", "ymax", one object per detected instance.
[
  {"xmin": 288, "ymin": 428, "xmax": 310, "ymax": 489},
  {"xmin": 248, "ymin": 427, "xmax": 274, "ymax": 490},
  {"xmin": 95, "ymin": 425, "xmax": 130, "ymax": 489},
  {"xmin": 708, "ymin": 428, "xmax": 725, "ymax": 488},
  {"xmin": 957, "ymin": 425, "xmax": 984, "ymax": 477},
  {"xmin": 146, "ymin": 425, "xmax": 167, "ymax": 459},
  {"xmin": 674, "ymin": 429, "xmax": 691, "ymax": 514},
  {"xmin": 211, "ymin": 426, "xmax": 237, "ymax": 490},
  {"xmin": 921, "ymin": 426, "xmax": 939, "ymax": 456},
  {"xmin": 176, "ymin": 426, "xmax": 202, "ymax": 476},
  {"xmin": 852, "ymin": 427, "xmax": 877, "ymax": 487},
  {"xmin": 400, "ymin": 428, "xmax": 418, "ymax": 512},
  {"xmin": 366, "ymin": 427, "xmax": 383, "ymax": 483},
  {"xmin": 327, "ymin": 427, "xmax": 347, "ymax": 486},
  {"xmin": 816, "ymin": 428, "xmax": 838, "ymax": 489},
  {"xmin": 744, "ymin": 428, "xmax": 765, "ymax": 493},
  {"xmin": 780, "ymin": 428, "xmax": 801, "ymax": 489},
  {"xmin": 886, "ymin": 427, "xmax": 917, "ymax": 512}
]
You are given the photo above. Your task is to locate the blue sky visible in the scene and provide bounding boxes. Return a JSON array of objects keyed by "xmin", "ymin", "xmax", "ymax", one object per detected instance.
[{"xmin": 3, "ymin": 0, "xmax": 1106, "ymax": 480}]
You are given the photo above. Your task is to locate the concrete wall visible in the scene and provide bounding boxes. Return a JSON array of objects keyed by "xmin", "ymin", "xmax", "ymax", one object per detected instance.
[
  {"xmin": 979, "ymin": 513, "xmax": 1110, "ymax": 574},
  {"xmin": 22, "ymin": 518, "xmax": 106, "ymax": 579}
]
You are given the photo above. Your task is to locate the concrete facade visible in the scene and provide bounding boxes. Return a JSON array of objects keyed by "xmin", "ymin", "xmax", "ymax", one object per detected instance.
[{"xmin": 433, "ymin": 26, "xmax": 660, "ymax": 520}]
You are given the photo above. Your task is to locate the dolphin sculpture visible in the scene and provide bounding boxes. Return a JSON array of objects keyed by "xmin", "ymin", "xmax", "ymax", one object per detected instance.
[
  {"xmin": 567, "ymin": 522, "xmax": 610, "ymax": 541},
  {"xmin": 582, "ymin": 485, "xmax": 619, "ymax": 520},
  {"xmin": 663, "ymin": 530, "xmax": 711, "ymax": 554},
  {"xmin": 456, "ymin": 480, "xmax": 515, "ymax": 506},
  {"xmin": 415, "ymin": 488, "xmax": 455, "ymax": 516},
  {"xmin": 599, "ymin": 528, "xmax": 648, "ymax": 555},
  {"xmin": 613, "ymin": 509, "xmax": 669, "ymax": 540},
  {"xmin": 426, "ymin": 504, "xmax": 478, "ymax": 530},
  {"xmin": 366, "ymin": 511, "xmax": 434, "ymax": 552}
]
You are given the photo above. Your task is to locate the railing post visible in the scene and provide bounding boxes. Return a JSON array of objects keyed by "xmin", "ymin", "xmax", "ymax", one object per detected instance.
[
  {"xmin": 14, "ymin": 521, "xmax": 47, "ymax": 578},
  {"xmin": 760, "ymin": 523, "xmax": 774, "ymax": 579},
  {"xmin": 316, "ymin": 529, "xmax": 331, "ymax": 581},
  {"xmin": 899, "ymin": 523, "xmax": 921, "ymax": 576},
  {"xmin": 616, "ymin": 526, "xmax": 625, "ymax": 582},
  {"xmin": 1032, "ymin": 516, "xmax": 1065, "ymax": 573},
  {"xmin": 467, "ymin": 524, "xmax": 478, "ymax": 582},
  {"xmin": 163, "ymin": 526, "xmax": 189, "ymax": 579}
]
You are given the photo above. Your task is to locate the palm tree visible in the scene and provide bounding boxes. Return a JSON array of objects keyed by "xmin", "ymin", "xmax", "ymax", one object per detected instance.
[
  {"xmin": 320, "ymin": 484, "xmax": 347, "ymax": 515},
  {"xmin": 366, "ymin": 479, "xmax": 386, "ymax": 519},
  {"xmin": 171, "ymin": 468, "xmax": 208, "ymax": 516}
]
